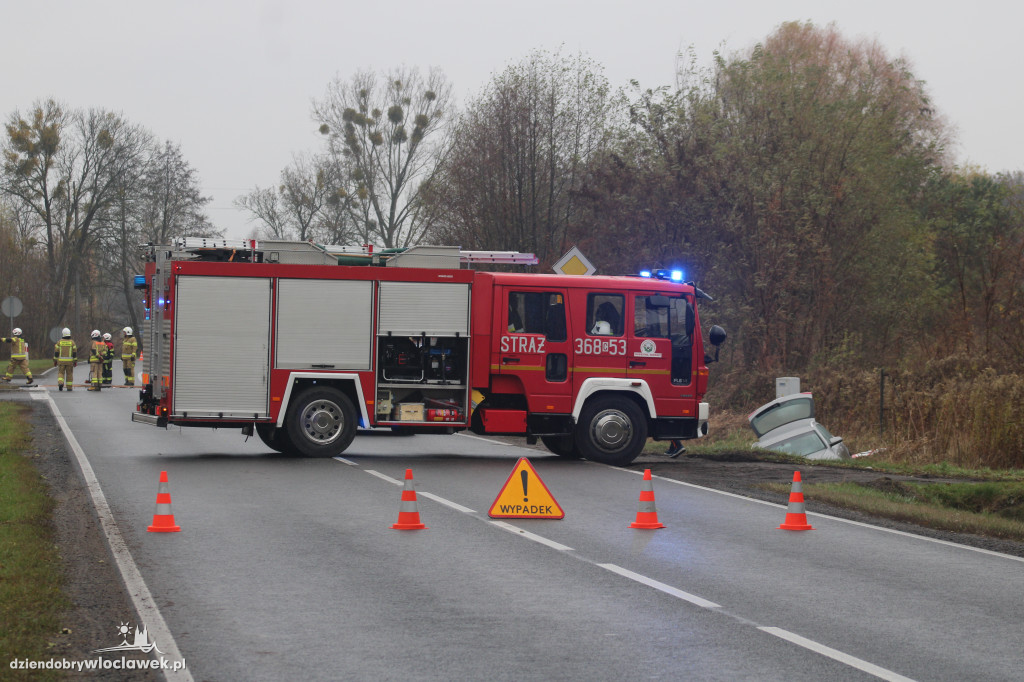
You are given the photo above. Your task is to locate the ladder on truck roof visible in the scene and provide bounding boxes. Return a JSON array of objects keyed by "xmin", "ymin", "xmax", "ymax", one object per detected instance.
[{"xmin": 161, "ymin": 238, "xmax": 538, "ymax": 266}]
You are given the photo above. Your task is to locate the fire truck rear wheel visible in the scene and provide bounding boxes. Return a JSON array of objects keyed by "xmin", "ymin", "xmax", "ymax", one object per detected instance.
[
  {"xmin": 540, "ymin": 435, "xmax": 580, "ymax": 459},
  {"xmin": 575, "ymin": 396, "xmax": 647, "ymax": 466},
  {"xmin": 285, "ymin": 387, "xmax": 357, "ymax": 457},
  {"xmin": 255, "ymin": 423, "xmax": 297, "ymax": 455}
]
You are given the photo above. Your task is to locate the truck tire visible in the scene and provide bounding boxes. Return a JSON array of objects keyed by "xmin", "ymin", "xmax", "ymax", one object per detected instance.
[
  {"xmin": 255, "ymin": 423, "xmax": 297, "ymax": 455},
  {"xmin": 575, "ymin": 396, "xmax": 647, "ymax": 466},
  {"xmin": 541, "ymin": 435, "xmax": 580, "ymax": 459},
  {"xmin": 285, "ymin": 387, "xmax": 357, "ymax": 458}
]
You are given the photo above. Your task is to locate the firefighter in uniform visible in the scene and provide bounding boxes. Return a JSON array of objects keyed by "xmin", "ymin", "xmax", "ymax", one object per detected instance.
[
  {"xmin": 101, "ymin": 332, "xmax": 115, "ymax": 385},
  {"xmin": 120, "ymin": 327, "xmax": 137, "ymax": 386},
  {"xmin": 1, "ymin": 328, "xmax": 33, "ymax": 385},
  {"xmin": 88, "ymin": 330, "xmax": 107, "ymax": 391},
  {"xmin": 53, "ymin": 328, "xmax": 77, "ymax": 391}
]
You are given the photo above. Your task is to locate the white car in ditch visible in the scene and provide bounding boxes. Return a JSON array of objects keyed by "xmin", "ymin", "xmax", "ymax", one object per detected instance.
[{"xmin": 748, "ymin": 393, "xmax": 851, "ymax": 461}]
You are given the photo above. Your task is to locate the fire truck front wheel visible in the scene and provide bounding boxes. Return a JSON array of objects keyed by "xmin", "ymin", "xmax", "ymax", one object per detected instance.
[
  {"xmin": 575, "ymin": 396, "xmax": 648, "ymax": 466},
  {"xmin": 285, "ymin": 387, "xmax": 358, "ymax": 457},
  {"xmin": 541, "ymin": 435, "xmax": 581, "ymax": 459}
]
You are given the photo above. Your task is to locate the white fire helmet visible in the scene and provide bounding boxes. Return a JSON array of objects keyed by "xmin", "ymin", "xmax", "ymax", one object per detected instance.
[
  {"xmin": 123, "ymin": 326, "xmax": 133, "ymax": 336},
  {"xmin": 591, "ymin": 321, "xmax": 612, "ymax": 335},
  {"xmin": 103, "ymin": 333, "xmax": 112, "ymax": 341},
  {"xmin": 61, "ymin": 328, "xmax": 71, "ymax": 337},
  {"xmin": 91, "ymin": 330, "xmax": 100, "ymax": 339},
  {"xmin": 12, "ymin": 327, "xmax": 22, "ymax": 336}
]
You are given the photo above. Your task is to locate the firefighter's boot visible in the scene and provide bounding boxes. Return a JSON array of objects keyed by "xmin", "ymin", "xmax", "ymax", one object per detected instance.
[{"xmin": 25, "ymin": 377, "xmax": 33, "ymax": 385}]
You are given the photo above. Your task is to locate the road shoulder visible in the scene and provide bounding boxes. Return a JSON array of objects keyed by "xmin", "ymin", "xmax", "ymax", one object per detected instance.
[{"xmin": 18, "ymin": 397, "xmax": 161, "ymax": 680}]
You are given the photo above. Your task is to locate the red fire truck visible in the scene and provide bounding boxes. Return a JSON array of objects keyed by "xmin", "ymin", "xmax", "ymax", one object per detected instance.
[{"xmin": 131, "ymin": 238, "xmax": 726, "ymax": 465}]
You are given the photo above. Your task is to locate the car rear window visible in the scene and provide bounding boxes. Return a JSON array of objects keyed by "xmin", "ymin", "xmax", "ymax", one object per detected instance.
[
  {"xmin": 749, "ymin": 397, "xmax": 815, "ymax": 437},
  {"xmin": 765, "ymin": 431, "xmax": 826, "ymax": 457}
]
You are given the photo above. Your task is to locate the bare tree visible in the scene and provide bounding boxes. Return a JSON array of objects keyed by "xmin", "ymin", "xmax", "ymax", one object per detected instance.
[
  {"xmin": 98, "ymin": 138, "xmax": 214, "ymax": 342},
  {"xmin": 313, "ymin": 66, "xmax": 453, "ymax": 247},
  {"xmin": 2, "ymin": 100, "xmax": 150, "ymax": 333},
  {"xmin": 235, "ymin": 185, "xmax": 288, "ymax": 239},
  {"xmin": 235, "ymin": 152, "xmax": 356, "ymax": 243},
  {"xmin": 138, "ymin": 139, "xmax": 214, "ymax": 245},
  {"xmin": 431, "ymin": 50, "xmax": 620, "ymax": 265}
]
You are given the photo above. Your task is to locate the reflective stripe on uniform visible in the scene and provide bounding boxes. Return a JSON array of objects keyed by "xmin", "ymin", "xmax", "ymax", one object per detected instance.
[
  {"xmin": 6, "ymin": 337, "xmax": 28, "ymax": 359},
  {"xmin": 56, "ymin": 339, "xmax": 76, "ymax": 361},
  {"xmin": 121, "ymin": 337, "xmax": 137, "ymax": 359}
]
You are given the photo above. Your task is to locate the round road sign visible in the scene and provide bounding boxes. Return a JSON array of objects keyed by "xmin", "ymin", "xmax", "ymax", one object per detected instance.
[{"xmin": 1, "ymin": 295, "xmax": 23, "ymax": 318}]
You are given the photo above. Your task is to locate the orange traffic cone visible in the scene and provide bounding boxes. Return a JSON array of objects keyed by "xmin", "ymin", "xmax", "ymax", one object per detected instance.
[
  {"xmin": 629, "ymin": 469, "xmax": 665, "ymax": 529},
  {"xmin": 778, "ymin": 471, "xmax": 814, "ymax": 531},
  {"xmin": 147, "ymin": 471, "xmax": 181, "ymax": 532},
  {"xmin": 391, "ymin": 469, "xmax": 427, "ymax": 530}
]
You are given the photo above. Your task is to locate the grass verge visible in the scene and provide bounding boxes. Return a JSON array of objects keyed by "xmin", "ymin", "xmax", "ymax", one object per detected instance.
[
  {"xmin": 763, "ymin": 480, "xmax": 1024, "ymax": 542},
  {"xmin": 667, "ymin": 415, "xmax": 1024, "ymax": 542},
  {"xmin": 0, "ymin": 401, "xmax": 67, "ymax": 679},
  {"xmin": 28, "ymin": 359, "xmax": 54, "ymax": 376}
]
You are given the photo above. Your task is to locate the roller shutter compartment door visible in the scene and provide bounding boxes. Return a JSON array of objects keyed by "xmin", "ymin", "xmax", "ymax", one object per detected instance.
[
  {"xmin": 173, "ymin": 276, "xmax": 271, "ymax": 418},
  {"xmin": 377, "ymin": 282, "xmax": 470, "ymax": 336},
  {"xmin": 276, "ymin": 279, "xmax": 373, "ymax": 369}
]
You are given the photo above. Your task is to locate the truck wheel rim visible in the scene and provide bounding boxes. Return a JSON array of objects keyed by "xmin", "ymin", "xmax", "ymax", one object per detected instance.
[
  {"xmin": 590, "ymin": 409, "xmax": 631, "ymax": 452},
  {"xmin": 300, "ymin": 399, "xmax": 343, "ymax": 444}
]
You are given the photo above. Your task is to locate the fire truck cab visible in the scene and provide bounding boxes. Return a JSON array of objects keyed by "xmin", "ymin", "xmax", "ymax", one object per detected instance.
[{"xmin": 132, "ymin": 239, "xmax": 726, "ymax": 466}]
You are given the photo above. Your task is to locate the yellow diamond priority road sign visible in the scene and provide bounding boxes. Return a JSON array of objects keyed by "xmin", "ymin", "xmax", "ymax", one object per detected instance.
[{"xmin": 552, "ymin": 246, "xmax": 595, "ymax": 276}]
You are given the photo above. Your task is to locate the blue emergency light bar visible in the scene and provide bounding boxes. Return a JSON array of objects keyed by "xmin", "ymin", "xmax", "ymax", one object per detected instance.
[
  {"xmin": 133, "ymin": 275, "xmax": 147, "ymax": 289},
  {"xmin": 638, "ymin": 268, "xmax": 684, "ymax": 281}
]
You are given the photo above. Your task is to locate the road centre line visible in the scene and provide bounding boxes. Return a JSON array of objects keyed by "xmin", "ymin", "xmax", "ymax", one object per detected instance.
[
  {"xmin": 600, "ymin": 561, "xmax": 915, "ymax": 680},
  {"xmin": 598, "ymin": 563, "xmax": 720, "ymax": 608},
  {"xmin": 348, "ymin": 457, "xmax": 916, "ymax": 680},
  {"xmin": 759, "ymin": 627, "xmax": 917, "ymax": 682},
  {"xmin": 489, "ymin": 520, "xmax": 574, "ymax": 551},
  {"xmin": 364, "ymin": 469, "xmax": 401, "ymax": 485},
  {"xmin": 41, "ymin": 392, "xmax": 193, "ymax": 682},
  {"xmin": 419, "ymin": 491, "xmax": 475, "ymax": 514},
  {"xmin": 358, "ymin": 467, "xmax": 475, "ymax": 511}
]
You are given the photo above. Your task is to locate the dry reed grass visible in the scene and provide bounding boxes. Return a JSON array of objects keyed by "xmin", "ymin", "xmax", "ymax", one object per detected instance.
[{"xmin": 708, "ymin": 354, "xmax": 1024, "ymax": 469}]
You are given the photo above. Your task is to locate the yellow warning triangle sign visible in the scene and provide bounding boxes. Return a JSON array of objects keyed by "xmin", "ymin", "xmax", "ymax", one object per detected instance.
[{"xmin": 488, "ymin": 457, "xmax": 565, "ymax": 519}]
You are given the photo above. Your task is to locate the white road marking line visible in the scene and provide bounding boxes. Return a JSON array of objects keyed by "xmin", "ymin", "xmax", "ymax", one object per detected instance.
[
  {"xmin": 600, "ymin": 561, "xmax": 915, "ymax": 679},
  {"xmin": 455, "ymin": 432, "xmax": 516, "ymax": 445},
  {"xmin": 598, "ymin": 563, "xmax": 721, "ymax": 608},
  {"xmin": 332, "ymin": 456, "xmax": 360, "ymax": 466},
  {"xmin": 41, "ymin": 393, "xmax": 193, "ymax": 682},
  {"xmin": 364, "ymin": 469, "xmax": 401, "ymax": 485},
  {"xmin": 343, "ymin": 463, "xmax": 475, "ymax": 512},
  {"xmin": 419, "ymin": 491, "xmax": 475, "ymax": 514},
  {"xmin": 759, "ymin": 627, "xmax": 917, "ymax": 682},
  {"xmin": 490, "ymin": 521, "xmax": 574, "ymax": 551}
]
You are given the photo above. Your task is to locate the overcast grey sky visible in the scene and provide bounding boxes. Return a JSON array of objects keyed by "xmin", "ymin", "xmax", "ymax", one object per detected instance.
[{"xmin": 2, "ymin": 0, "xmax": 1018, "ymax": 240}]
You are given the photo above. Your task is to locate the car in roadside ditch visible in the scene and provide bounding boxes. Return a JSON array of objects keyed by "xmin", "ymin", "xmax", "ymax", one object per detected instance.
[{"xmin": 748, "ymin": 392, "xmax": 851, "ymax": 461}]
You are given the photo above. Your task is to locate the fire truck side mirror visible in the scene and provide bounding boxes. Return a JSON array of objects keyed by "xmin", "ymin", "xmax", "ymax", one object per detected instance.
[
  {"xmin": 705, "ymin": 325, "xmax": 727, "ymax": 364},
  {"xmin": 709, "ymin": 325, "xmax": 727, "ymax": 346}
]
